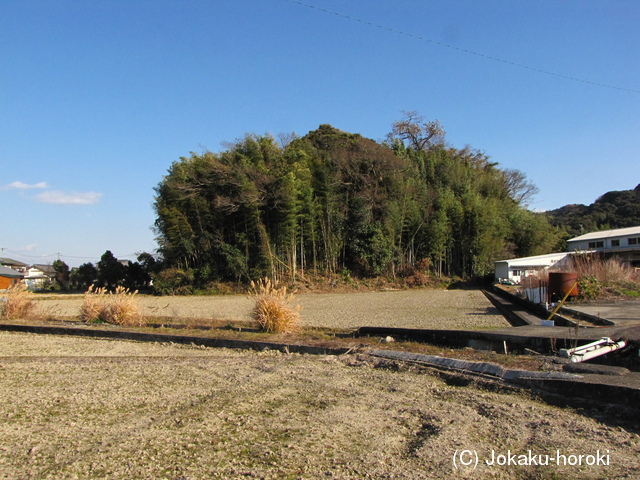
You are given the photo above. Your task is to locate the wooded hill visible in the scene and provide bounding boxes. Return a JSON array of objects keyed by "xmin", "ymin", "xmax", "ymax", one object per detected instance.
[
  {"xmin": 545, "ymin": 184, "xmax": 640, "ymax": 240},
  {"xmin": 153, "ymin": 114, "xmax": 558, "ymax": 286}
]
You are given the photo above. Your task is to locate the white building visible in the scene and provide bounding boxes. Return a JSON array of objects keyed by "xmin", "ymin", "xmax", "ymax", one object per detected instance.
[
  {"xmin": 566, "ymin": 226, "xmax": 640, "ymax": 266},
  {"xmin": 24, "ymin": 265, "xmax": 55, "ymax": 290},
  {"xmin": 494, "ymin": 252, "xmax": 572, "ymax": 284},
  {"xmin": 494, "ymin": 225, "xmax": 640, "ymax": 284}
]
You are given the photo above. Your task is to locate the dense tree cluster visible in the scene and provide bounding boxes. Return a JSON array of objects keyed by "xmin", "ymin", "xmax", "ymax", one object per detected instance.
[
  {"xmin": 545, "ymin": 184, "xmax": 640, "ymax": 243},
  {"xmin": 68, "ymin": 251, "xmax": 155, "ymax": 291},
  {"xmin": 153, "ymin": 114, "xmax": 558, "ymax": 287}
]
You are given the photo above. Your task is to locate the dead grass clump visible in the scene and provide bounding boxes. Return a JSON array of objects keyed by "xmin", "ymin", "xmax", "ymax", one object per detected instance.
[
  {"xmin": 572, "ymin": 255, "xmax": 640, "ymax": 300},
  {"xmin": 101, "ymin": 287, "xmax": 146, "ymax": 326},
  {"xmin": 79, "ymin": 285, "xmax": 107, "ymax": 322},
  {"xmin": 0, "ymin": 283, "xmax": 38, "ymax": 320},
  {"xmin": 79, "ymin": 285, "xmax": 146, "ymax": 326},
  {"xmin": 573, "ymin": 255, "xmax": 633, "ymax": 283},
  {"xmin": 398, "ymin": 259, "xmax": 432, "ymax": 288},
  {"xmin": 250, "ymin": 278, "xmax": 301, "ymax": 333}
]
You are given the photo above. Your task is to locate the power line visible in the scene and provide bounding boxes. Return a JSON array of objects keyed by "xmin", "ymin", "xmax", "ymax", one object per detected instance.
[
  {"xmin": 1, "ymin": 251, "xmax": 58, "ymax": 259},
  {"xmin": 287, "ymin": 0, "xmax": 640, "ymax": 94},
  {"xmin": 1, "ymin": 249, "xmax": 149, "ymax": 264}
]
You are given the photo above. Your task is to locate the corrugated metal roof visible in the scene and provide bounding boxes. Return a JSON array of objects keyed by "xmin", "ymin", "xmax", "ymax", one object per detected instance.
[
  {"xmin": 567, "ymin": 225, "xmax": 640, "ymax": 242},
  {"xmin": 495, "ymin": 252, "xmax": 571, "ymax": 266}
]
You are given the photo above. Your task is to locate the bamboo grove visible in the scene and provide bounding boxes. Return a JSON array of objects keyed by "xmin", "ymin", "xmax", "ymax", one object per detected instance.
[{"xmin": 153, "ymin": 115, "xmax": 559, "ymax": 286}]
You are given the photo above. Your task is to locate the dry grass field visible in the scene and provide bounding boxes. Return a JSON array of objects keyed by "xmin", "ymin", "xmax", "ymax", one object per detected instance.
[
  {"xmin": 1, "ymin": 332, "xmax": 639, "ymax": 480},
  {"xmin": 35, "ymin": 288, "xmax": 510, "ymax": 330},
  {"xmin": 2, "ymin": 289, "xmax": 639, "ymax": 479}
]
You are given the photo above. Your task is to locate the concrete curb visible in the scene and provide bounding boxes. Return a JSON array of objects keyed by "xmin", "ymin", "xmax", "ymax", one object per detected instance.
[
  {"xmin": 559, "ymin": 306, "xmax": 615, "ymax": 326},
  {"xmin": 369, "ymin": 349, "xmax": 640, "ymax": 409},
  {"xmin": 369, "ymin": 349, "xmax": 580, "ymax": 381},
  {"xmin": 487, "ymin": 285, "xmax": 580, "ymax": 327},
  {"xmin": 0, "ymin": 323, "xmax": 351, "ymax": 356},
  {"xmin": 3, "ymin": 323, "xmax": 639, "ymax": 410}
]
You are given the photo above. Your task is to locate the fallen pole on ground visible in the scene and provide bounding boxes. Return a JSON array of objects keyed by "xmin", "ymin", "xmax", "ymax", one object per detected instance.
[{"xmin": 559, "ymin": 337, "xmax": 626, "ymax": 363}]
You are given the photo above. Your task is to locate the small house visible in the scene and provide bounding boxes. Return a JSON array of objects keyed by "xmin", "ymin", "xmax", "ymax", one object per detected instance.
[
  {"xmin": 24, "ymin": 265, "xmax": 55, "ymax": 290},
  {"xmin": 0, "ymin": 258, "xmax": 28, "ymax": 273},
  {"xmin": 0, "ymin": 265, "xmax": 24, "ymax": 290}
]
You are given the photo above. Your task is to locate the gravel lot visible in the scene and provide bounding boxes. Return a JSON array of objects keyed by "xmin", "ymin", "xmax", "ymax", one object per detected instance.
[
  {"xmin": 37, "ymin": 289, "xmax": 510, "ymax": 330},
  {"xmin": 1, "ymin": 332, "xmax": 639, "ymax": 480}
]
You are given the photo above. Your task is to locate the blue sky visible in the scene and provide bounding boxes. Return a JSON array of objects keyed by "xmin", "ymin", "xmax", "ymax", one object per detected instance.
[{"xmin": 1, "ymin": 0, "xmax": 638, "ymax": 268}]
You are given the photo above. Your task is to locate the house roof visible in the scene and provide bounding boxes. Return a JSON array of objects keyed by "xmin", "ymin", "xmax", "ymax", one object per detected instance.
[
  {"xmin": 567, "ymin": 225, "xmax": 640, "ymax": 243},
  {"xmin": 495, "ymin": 252, "xmax": 571, "ymax": 268},
  {"xmin": 0, "ymin": 257, "xmax": 28, "ymax": 268},
  {"xmin": 0, "ymin": 265, "xmax": 24, "ymax": 278},
  {"xmin": 31, "ymin": 264, "xmax": 56, "ymax": 275}
]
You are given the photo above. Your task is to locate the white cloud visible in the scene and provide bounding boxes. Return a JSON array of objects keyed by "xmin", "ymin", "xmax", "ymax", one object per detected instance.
[
  {"xmin": 3, "ymin": 181, "xmax": 102, "ymax": 205},
  {"xmin": 5, "ymin": 181, "xmax": 48, "ymax": 190},
  {"xmin": 35, "ymin": 190, "xmax": 103, "ymax": 205}
]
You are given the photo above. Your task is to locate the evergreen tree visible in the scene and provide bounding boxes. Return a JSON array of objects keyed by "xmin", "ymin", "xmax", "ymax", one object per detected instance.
[
  {"xmin": 97, "ymin": 251, "xmax": 126, "ymax": 291},
  {"xmin": 71, "ymin": 263, "xmax": 98, "ymax": 291},
  {"xmin": 52, "ymin": 259, "xmax": 70, "ymax": 290},
  {"xmin": 152, "ymin": 115, "xmax": 556, "ymax": 285}
]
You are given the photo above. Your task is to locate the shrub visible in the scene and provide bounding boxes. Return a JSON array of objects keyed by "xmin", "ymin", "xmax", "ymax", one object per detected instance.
[
  {"xmin": 577, "ymin": 275, "xmax": 601, "ymax": 301},
  {"xmin": 338, "ymin": 268, "xmax": 353, "ymax": 284},
  {"xmin": 249, "ymin": 278, "xmax": 301, "ymax": 333},
  {"xmin": 152, "ymin": 268, "xmax": 194, "ymax": 296},
  {"xmin": 0, "ymin": 283, "xmax": 38, "ymax": 320},
  {"xmin": 612, "ymin": 281, "xmax": 640, "ymax": 298},
  {"xmin": 398, "ymin": 258, "xmax": 431, "ymax": 287},
  {"xmin": 79, "ymin": 285, "xmax": 145, "ymax": 326},
  {"xmin": 405, "ymin": 271, "xmax": 429, "ymax": 287},
  {"xmin": 572, "ymin": 255, "xmax": 640, "ymax": 300}
]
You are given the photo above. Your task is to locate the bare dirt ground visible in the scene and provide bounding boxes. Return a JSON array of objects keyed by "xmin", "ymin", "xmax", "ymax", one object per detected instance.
[
  {"xmin": 35, "ymin": 289, "xmax": 510, "ymax": 330},
  {"xmin": 1, "ymin": 332, "xmax": 639, "ymax": 480}
]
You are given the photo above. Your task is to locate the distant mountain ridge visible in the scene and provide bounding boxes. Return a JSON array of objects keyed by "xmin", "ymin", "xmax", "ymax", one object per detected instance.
[{"xmin": 545, "ymin": 184, "xmax": 640, "ymax": 239}]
